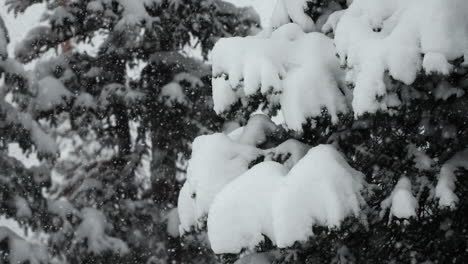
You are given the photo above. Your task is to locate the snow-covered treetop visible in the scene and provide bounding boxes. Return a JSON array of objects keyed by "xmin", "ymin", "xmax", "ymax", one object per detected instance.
[
  {"xmin": 179, "ymin": 114, "xmax": 366, "ymax": 253},
  {"xmin": 179, "ymin": 1, "xmax": 468, "ymax": 261},
  {"xmin": 0, "ymin": 14, "xmax": 58, "ymax": 158},
  {"xmin": 8, "ymin": 0, "xmax": 260, "ymax": 63},
  {"xmin": 211, "ymin": 0, "xmax": 468, "ymax": 129}
]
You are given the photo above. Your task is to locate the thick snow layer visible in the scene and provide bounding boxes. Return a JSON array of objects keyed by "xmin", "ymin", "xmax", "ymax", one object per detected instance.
[
  {"xmin": 435, "ymin": 149, "xmax": 468, "ymax": 208},
  {"xmin": 213, "ymin": 0, "xmax": 468, "ymax": 120},
  {"xmin": 159, "ymin": 82, "xmax": 188, "ymax": 107},
  {"xmin": 381, "ymin": 177, "xmax": 417, "ymax": 219},
  {"xmin": 75, "ymin": 208, "xmax": 129, "ymax": 255},
  {"xmin": 166, "ymin": 208, "xmax": 180, "ymax": 238},
  {"xmin": 237, "ymin": 114, "xmax": 278, "ymax": 146},
  {"xmin": 270, "ymin": 0, "xmax": 316, "ymax": 32},
  {"xmin": 0, "ymin": 227, "xmax": 49, "ymax": 264},
  {"xmin": 208, "ymin": 162, "xmax": 288, "ymax": 253},
  {"xmin": 211, "ymin": 23, "xmax": 348, "ymax": 130},
  {"xmin": 178, "ymin": 183, "xmax": 197, "ymax": 234},
  {"xmin": 331, "ymin": 0, "xmax": 468, "ymax": 115},
  {"xmin": 180, "ymin": 141, "xmax": 365, "ymax": 253},
  {"xmin": 273, "ymin": 144, "xmax": 365, "ymax": 247},
  {"xmin": 264, "ymin": 139, "xmax": 310, "ymax": 170},
  {"xmin": 35, "ymin": 76, "xmax": 72, "ymax": 111},
  {"xmin": 178, "ymin": 133, "xmax": 262, "ymax": 233}
]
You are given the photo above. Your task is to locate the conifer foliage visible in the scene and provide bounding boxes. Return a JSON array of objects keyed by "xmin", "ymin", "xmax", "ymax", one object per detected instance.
[
  {"xmin": 1, "ymin": 0, "xmax": 258, "ymax": 263},
  {"xmin": 179, "ymin": 0, "xmax": 468, "ymax": 263}
]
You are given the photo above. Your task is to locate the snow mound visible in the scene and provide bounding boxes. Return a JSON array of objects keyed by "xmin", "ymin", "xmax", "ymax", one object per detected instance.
[
  {"xmin": 178, "ymin": 133, "xmax": 261, "ymax": 233},
  {"xmin": 270, "ymin": 0, "xmax": 316, "ymax": 33},
  {"xmin": 237, "ymin": 114, "xmax": 279, "ymax": 146},
  {"xmin": 273, "ymin": 144, "xmax": 365, "ymax": 247},
  {"xmin": 35, "ymin": 76, "xmax": 72, "ymax": 111},
  {"xmin": 435, "ymin": 149, "xmax": 468, "ymax": 208},
  {"xmin": 159, "ymin": 82, "xmax": 188, "ymax": 107},
  {"xmin": 75, "ymin": 208, "xmax": 129, "ymax": 255},
  {"xmin": 264, "ymin": 139, "xmax": 310, "ymax": 170},
  {"xmin": 165, "ymin": 208, "xmax": 180, "ymax": 238},
  {"xmin": 211, "ymin": 23, "xmax": 348, "ymax": 130},
  {"xmin": 179, "ymin": 137, "xmax": 366, "ymax": 253},
  {"xmin": 208, "ymin": 161, "xmax": 288, "ymax": 253},
  {"xmin": 178, "ymin": 183, "xmax": 197, "ymax": 234},
  {"xmin": 381, "ymin": 177, "xmax": 417, "ymax": 219},
  {"xmin": 0, "ymin": 227, "xmax": 49, "ymax": 264},
  {"xmin": 212, "ymin": 77, "xmax": 244, "ymax": 114},
  {"xmin": 330, "ymin": 0, "xmax": 468, "ymax": 115}
]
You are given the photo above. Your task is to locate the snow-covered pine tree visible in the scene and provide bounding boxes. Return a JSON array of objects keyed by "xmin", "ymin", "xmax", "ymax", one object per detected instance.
[
  {"xmin": 3, "ymin": 0, "xmax": 259, "ymax": 263},
  {"xmin": 178, "ymin": 0, "xmax": 468, "ymax": 263},
  {"xmin": 0, "ymin": 14, "xmax": 57, "ymax": 264}
]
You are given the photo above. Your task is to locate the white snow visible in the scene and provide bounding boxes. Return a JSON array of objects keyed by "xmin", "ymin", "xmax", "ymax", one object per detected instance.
[
  {"xmin": 0, "ymin": 227, "xmax": 49, "ymax": 264},
  {"xmin": 87, "ymin": 1, "xmax": 104, "ymax": 12},
  {"xmin": 13, "ymin": 195, "xmax": 32, "ymax": 218},
  {"xmin": 433, "ymin": 80, "xmax": 464, "ymax": 101},
  {"xmin": 270, "ymin": 0, "xmax": 316, "ymax": 33},
  {"xmin": 159, "ymin": 82, "xmax": 188, "ymax": 107},
  {"xmin": 178, "ymin": 183, "xmax": 197, "ymax": 234},
  {"xmin": 211, "ymin": 23, "xmax": 348, "ymax": 130},
  {"xmin": 212, "ymin": 0, "xmax": 468, "ymax": 121},
  {"xmin": 435, "ymin": 149, "xmax": 468, "ymax": 208},
  {"xmin": 264, "ymin": 139, "xmax": 310, "ymax": 170},
  {"xmin": 381, "ymin": 177, "xmax": 418, "ymax": 220},
  {"xmin": 234, "ymin": 252, "xmax": 272, "ymax": 264},
  {"xmin": 47, "ymin": 198, "xmax": 77, "ymax": 218},
  {"xmin": 185, "ymin": 142, "xmax": 365, "ymax": 253},
  {"xmin": 166, "ymin": 208, "xmax": 180, "ymax": 238},
  {"xmin": 331, "ymin": 0, "xmax": 468, "ymax": 115},
  {"xmin": 272, "ymin": 144, "xmax": 365, "ymax": 248},
  {"xmin": 212, "ymin": 77, "xmax": 244, "ymax": 114},
  {"xmin": 178, "ymin": 133, "xmax": 262, "ymax": 233},
  {"xmin": 6, "ymin": 108, "xmax": 58, "ymax": 155},
  {"xmin": 423, "ymin": 52, "xmax": 453, "ymax": 75},
  {"xmin": 237, "ymin": 114, "xmax": 278, "ymax": 146},
  {"xmin": 407, "ymin": 144, "xmax": 434, "ymax": 171},
  {"xmin": 35, "ymin": 76, "xmax": 72, "ymax": 111},
  {"xmin": 208, "ymin": 161, "xmax": 288, "ymax": 253},
  {"xmin": 74, "ymin": 92, "xmax": 97, "ymax": 109},
  {"xmin": 114, "ymin": 0, "xmax": 155, "ymax": 31},
  {"xmin": 75, "ymin": 208, "xmax": 129, "ymax": 255}
]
